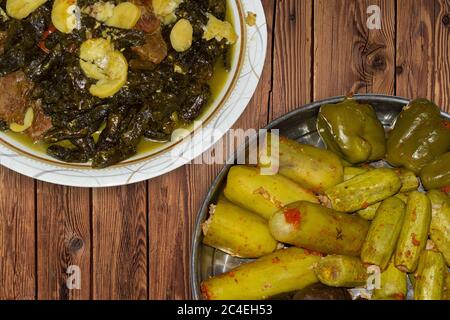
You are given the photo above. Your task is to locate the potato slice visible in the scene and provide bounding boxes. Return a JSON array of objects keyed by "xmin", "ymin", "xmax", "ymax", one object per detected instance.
[
  {"xmin": 52, "ymin": 0, "xmax": 80, "ymax": 34},
  {"xmin": 89, "ymin": 51, "xmax": 128, "ymax": 99},
  {"xmin": 89, "ymin": 77, "xmax": 126, "ymax": 99},
  {"xmin": 10, "ymin": 107, "xmax": 34, "ymax": 133},
  {"xmin": 6, "ymin": 0, "xmax": 47, "ymax": 19},
  {"xmin": 170, "ymin": 19, "xmax": 193, "ymax": 52},
  {"xmin": 80, "ymin": 38, "xmax": 114, "ymax": 80},
  {"xmin": 81, "ymin": 1, "xmax": 115, "ymax": 22},
  {"xmin": 203, "ymin": 13, "xmax": 238, "ymax": 44},
  {"xmin": 152, "ymin": 0, "xmax": 182, "ymax": 24},
  {"xmin": 105, "ymin": 2, "xmax": 141, "ymax": 29},
  {"xmin": 103, "ymin": 51, "xmax": 128, "ymax": 80},
  {"xmin": 152, "ymin": 0, "xmax": 181, "ymax": 17},
  {"xmin": 80, "ymin": 38, "xmax": 128, "ymax": 98}
]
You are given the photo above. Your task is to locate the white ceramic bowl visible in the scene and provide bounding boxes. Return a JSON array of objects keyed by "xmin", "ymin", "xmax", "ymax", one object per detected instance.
[{"xmin": 0, "ymin": 0, "xmax": 267, "ymax": 187}]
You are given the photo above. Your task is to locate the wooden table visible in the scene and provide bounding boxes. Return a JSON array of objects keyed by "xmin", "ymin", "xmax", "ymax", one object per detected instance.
[{"xmin": 0, "ymin": 0, "xmax": 449, "ymax": 300}]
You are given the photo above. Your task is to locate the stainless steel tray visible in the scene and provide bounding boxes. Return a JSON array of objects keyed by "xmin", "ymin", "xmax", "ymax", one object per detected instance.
[{"xmin": 190, "ymin": 94, "xmax": 449, "ymax": 300}]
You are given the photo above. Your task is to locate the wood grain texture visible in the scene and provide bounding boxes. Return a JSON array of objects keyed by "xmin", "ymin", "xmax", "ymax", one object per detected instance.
[
  {"xmin": 396, "ymin": 0, "xmax": 450, "ymax": 112},
  {"xmin": 36, "ymin": 183, "xmax": 90, "ymax": 299},
  {"xmin": 2, "ymin": 0, "xmax": 450, "ymax": 301},
  {"xmin": 314, "ymin": 0, "xmax": 395, "ymax": 100},
  {"xmin": 92, "ymin": 184, "xmax": 147, "ymax": 300},
  {"xmin": 434, "ymin": 0, "xmax": 450, "ymax": 111},
  {"xmin": 0, "ymin": 168, "xmax": 35, "ymax": 300},
  {"xmin": 148, "ymin": 0, "xmax": 276, "ymax": 300},
  {"xmin": 396, "ymin": 0, "xmax": 436, "ymax": 99},
  {"xmin": 148, "ymin": 167, "xmax": 190, "ymax": 300},
  {"xmin": 271, "ymin": 0, "xmax": 313, "ymax": 119}
]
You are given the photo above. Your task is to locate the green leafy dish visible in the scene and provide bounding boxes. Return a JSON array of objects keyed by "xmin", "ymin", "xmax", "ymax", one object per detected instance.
[{"xmin": 0, "ymin": 0, "xmax": 236, "ymax": 168}]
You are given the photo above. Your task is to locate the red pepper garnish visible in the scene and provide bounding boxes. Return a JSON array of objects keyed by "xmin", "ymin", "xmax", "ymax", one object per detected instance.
[
  {"xmin": 443, "ymin": 120, "xmax": 450, "ymax": 129},
  {"xmin": 38, "ymin": 25, "xmax": 57, "ymax": 54},
  {"xmin": 392, "ymin": 293, "xmax": 406, "ymax": 300},
  {"xmin": 303, "ymin": 249, "xmax": 324, "ymax": 257},
  {"xmin": 283, "ymin": 208, "xmax": 302, "ymax": 229},
  {"xmin": 441, "ymin": 186, "xmax": 450, "ymax": 194},
  {"xmin": 200, "ymin": 283, "xmax": 213, "ymax": 300},
  {"xmin": 411, "ymin": 233, "xmax": 420, "ymax": 247},
  {"xmin": 271, "ymin": 257, "xmax": 280, "ymax": 264}
]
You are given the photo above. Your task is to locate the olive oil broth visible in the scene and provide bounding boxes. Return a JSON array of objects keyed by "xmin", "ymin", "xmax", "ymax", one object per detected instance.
[{"xmin": 4, "ymin": 3, "xmax": 237, "ymax": 161}]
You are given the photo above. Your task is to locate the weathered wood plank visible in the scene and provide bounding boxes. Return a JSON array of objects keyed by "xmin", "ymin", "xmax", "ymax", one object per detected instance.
[
  {"xmin": 434, "ymin": 0, "xmax": 450, "ymax": 111},
  {"xmin": 271, "ymin": 0, "xmax": 313, "ymax": 118},
  {"xmin": 36, "ymin": 183, "xmax": 90, "ymax": 299},
  {"xmin": 148, "ymin": 167, "xmax": 190, "ymax": 300},
  {"xmin": 314, "ymin": 0, "xmax": 395, "ymax": 100},
  {"xmin": 396, "ymin": 0, "xmax": 450, "ymax": 111},
  {"xmin": 0, "ymin": 168, "xmax": 35, "ymax": 300},
  {"xmin": 92, "ymin": 184, "xmax": 147, "ymax": 299},
  {"xmin": 396, "ymin": 0, "xmax": 436, "ymax": 100},
  {"xmin": 148, "ymin": 0, "xmax": 276, "ymax": 300},
  {"xmin": 396, "ymin": 0, "xmax": 450, "ymax": 112}
]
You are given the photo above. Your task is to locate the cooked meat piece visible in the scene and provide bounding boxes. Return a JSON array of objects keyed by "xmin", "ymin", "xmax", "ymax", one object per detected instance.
[
  {"xmin": 27, "ymin": 100, "xmax": 52, "ymax": 141},
  {"xmin": 131, "ymin": 0, "xmax": 161, "ymax": 34},
  {"xmin": 132, "ymin": 30, "xmax": 168, "ymax": 65},
  {"xmin": 0, "ymin": 72, "xmax": 51, "ymax": 141},
  {"xmin": 129, "ymin": 0, "xmax": 167, "ymax": 65},
  {"xmin": 0, "ymin": 71, "xmax": 34, "ymax": 124}
]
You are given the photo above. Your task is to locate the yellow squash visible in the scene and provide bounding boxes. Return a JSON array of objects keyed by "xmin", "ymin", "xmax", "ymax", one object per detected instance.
[
  {"xmin": 201, "ymin": 248, "xmax": 320, "ymax": 300},
  {"xmin": 223, "ymin": 165, "xmax": 319, "ymax": 220},
  {"xmin": 202, "ymin": 200, "xmax": 278, "ymax": 258}
]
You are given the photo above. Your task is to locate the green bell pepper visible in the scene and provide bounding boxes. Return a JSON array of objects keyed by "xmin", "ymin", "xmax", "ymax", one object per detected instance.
[
  {"xmin": 386, "ymin": 99, "xmax": 450, "ymax": 174},
  {"xmin": 420, "ymin": 152, "xmax": 450, "ymax": 191},
  {"xmin": 317, "ymin": 98, "xmax": 386, "ymax": 164}
]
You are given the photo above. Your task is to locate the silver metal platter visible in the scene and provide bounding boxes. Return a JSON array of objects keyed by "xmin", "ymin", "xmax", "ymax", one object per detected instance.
[{"xmin": 190, "ymin": 94, "xmax": 450, "ymax": 300}]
